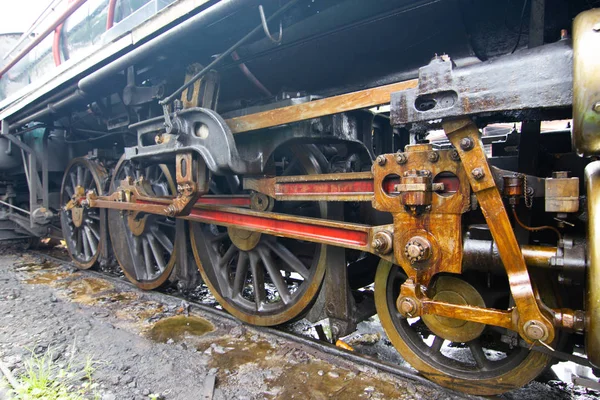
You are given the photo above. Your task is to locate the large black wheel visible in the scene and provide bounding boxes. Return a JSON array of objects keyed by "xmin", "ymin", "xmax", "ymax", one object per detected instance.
[
  {"xmin": 108, "ymin": 157, "xmax": 178, "ymax": 290},
  {"xmin": 374, "ymin": 260, "xmax": 553, "ymax": 395},
  {"xmin": 190, "ymin": 145, "xmax": 329, "ymax": 326},
  {"xmin": 60, "ymin": 158, "xmax": 107, "ymax": 269}
]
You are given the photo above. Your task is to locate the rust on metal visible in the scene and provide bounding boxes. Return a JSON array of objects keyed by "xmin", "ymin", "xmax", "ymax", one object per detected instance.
[
  {"xmin": 225, "ymin": 79, "xmax": 418, "ymax": 134},
  {"xmin": 244, "ymin": 172, "xmax": 375, "ymax": 201},
  {"xmin": 442, "ymin": 118, "xmax": 555, "ymax": 344}
]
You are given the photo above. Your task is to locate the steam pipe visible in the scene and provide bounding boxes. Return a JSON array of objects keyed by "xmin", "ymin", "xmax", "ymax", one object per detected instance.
[{"xmin": 0, "ymin": 0, "xmax": 88, "ymax": 79}]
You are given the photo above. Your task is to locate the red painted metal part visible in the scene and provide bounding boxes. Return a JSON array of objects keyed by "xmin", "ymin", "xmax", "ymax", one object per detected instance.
[
  {"xmin": 0, "ymin": 0, "xmax": 88, "ymax": 79},
  {"xmin": 195, "ymin": 195, "xmax": 251, "ymax": 207},
  {"xmin": 106, "ymin": 0, "xmax": 118, "ymax": 30},
  {"xmin": 186, "ymin": 207, "xmax": 369, "ymax": 248},
  {"xmin": 276, "ymin": 178, "xmax": 376, "ymax": 196}
]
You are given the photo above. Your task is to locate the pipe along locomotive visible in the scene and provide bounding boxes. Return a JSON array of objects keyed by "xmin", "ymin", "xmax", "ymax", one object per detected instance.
[{"xmin": 0, "ymin": 0, "xmax": 599, "ymax": 394}]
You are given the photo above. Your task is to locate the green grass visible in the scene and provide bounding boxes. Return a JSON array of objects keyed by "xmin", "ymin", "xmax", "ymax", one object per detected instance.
[{"xmin": 2, "ymin": 345, "xmax": 101, "ymax": 400}]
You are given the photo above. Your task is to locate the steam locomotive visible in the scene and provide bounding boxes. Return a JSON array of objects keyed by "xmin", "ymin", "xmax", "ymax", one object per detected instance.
[{"xmin": 0, "ymin": 0, "xmax": 598, "ymax": 394}]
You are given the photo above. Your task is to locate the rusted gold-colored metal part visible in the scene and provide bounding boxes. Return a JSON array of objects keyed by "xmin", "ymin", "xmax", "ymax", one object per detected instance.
[
  {"xmin": 585, "ymin": 161, "xmax": 600, "ymax": 367},
  {"xmin": 71, "ymin": 206, "xmax": 84, "ymax": 227},
  {"xmin": 181, "ymin": 63, "xmax": 220, "ymax": 110},
  {"xmin": 545, "ymin": 173, "xmax": 580, "ymax": 213},
  {"xmin": 165, "ymin": 153, "xmax": 209, "ymax": 217},
  {"xmin": 127, "ymin": 212, "xmax": 148, "ymax": 236},
  {"xmin": 442, "ymin": 118, "xmax": 555, "ymax": 344},
  {"xmin": 227, "ymin": 226, "xmax": 261, "ymax": 251},
  {"xmin": 226, "ymin": 79, "xmax": 418, "ymax": 134},
  {"xmin": 421, "ymin": 276, "xmax": 486, "ymax": 343},
  {"xmin": 372, "ymin": 143, "xmax": 470, "ymax": 284},
  {"xmin": 572, "ymin": 9, "xmax": 600, "ymax": 156}
]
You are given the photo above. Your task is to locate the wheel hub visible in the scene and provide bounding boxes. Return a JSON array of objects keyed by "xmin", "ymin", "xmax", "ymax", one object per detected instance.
[
  {"xmin": 421, "ymin": 275, "xmax": 486, "ymax": 342},
  {"xmin": 227, "ymin": 226, "xmax": 261, "ymax": 251},
  {"xmin": 127, "ymin": 212, "xmax": 148, "ymax": 236},
  {"xmin": 71, "ymin": 207, "xmax": 84, "ymax": 227}
]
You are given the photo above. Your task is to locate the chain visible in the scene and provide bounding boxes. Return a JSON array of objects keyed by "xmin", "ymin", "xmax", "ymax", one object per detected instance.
[{"xmin": 523, "ymin": 174, "xmax": 533, "ymax": 208}]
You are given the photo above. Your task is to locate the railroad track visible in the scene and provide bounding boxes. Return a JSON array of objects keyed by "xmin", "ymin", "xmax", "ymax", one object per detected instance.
[{"xmin": 27, "ymin": 248, "xmax": 479, "ymax": 400}]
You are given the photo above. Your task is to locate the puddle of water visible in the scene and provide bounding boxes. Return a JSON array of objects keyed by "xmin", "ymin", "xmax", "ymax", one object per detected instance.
[
  {"xmin": 147, "ymin": 315, "xmax": 215, "ymax": 343},
  {"xmin": 57, "ymin": 278, "xmax": 114, "ymax": 304},
  {"xmin": 116, "ymin": 301, "xmax": 166, "ymax": 322},
  {"xmin": 24, "ymin": 269, "xmax": 72, "ymax": 284}
]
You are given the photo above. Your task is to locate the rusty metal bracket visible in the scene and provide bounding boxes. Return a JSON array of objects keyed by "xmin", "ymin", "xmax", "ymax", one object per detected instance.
[
  {"xmin": 442, "ymin": 118, "xmax": 555, "ymax": 344},
  {"xmin": 165, "ymin": 153, "xmax": 209, "ymax": 217},
  {"xmin": 390, "ymin": 40, "xmax": 572, "ymax": 127}
]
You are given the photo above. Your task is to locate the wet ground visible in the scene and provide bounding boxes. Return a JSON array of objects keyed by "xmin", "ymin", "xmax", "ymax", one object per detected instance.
[
  {"xmin": 0, "ymin": 246, "xmax": 460, "ymax": 400},
  {"xmin": 0, "ymin": 245, "xmax": 598, "ymax": 399}
]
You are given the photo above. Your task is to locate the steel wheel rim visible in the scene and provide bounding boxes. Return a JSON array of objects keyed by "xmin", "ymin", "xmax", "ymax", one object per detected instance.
[
  {"xmin": 191, "ymin": 145, "xmax": 329, "ymax": 325},
  {"xmin": 108, "ymin": 158, "xmax": 178, "ymax": 289},
  {"xmin": 60, "ymin": 158, "xmax": 106, "ymax": 269},
  {"xmin": 374, "ymin": 260, "xmax": 552, "ymax": 394}
]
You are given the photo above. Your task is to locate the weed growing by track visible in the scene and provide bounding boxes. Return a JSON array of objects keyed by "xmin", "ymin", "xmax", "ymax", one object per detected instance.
[{"xmin": 2, "ymin": 344, "xmax": 100, "ymax": 400}]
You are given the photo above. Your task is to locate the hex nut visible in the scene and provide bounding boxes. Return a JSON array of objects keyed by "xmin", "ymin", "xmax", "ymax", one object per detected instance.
[
  {"xmin": 404, "ymin": 236, "xmax": 432, "ymax": 264},
  {"xmin": 395, "ymin": 153, "xmax": 408, "ymax": 165},
  {"xmin": 449, "ymin": 149, "xmax": 461, "ymax": 161},
  {"xmin": 428, "ymin": 152, "xmax": 439, "ymax": 163},
  {"xmin": 460, "ymin": 137, "xmax": 474, "ymax": 151},
  {"xmin": 376, "ymin": 155, "xmax": 387, "ymax": 166},
  {"xmin": 371, "ymin": 231, "xmax": 393, "ymax": 255},
  {"xmin": 471, "ymin": 167, "xmax": 485, "ymax": 180}
]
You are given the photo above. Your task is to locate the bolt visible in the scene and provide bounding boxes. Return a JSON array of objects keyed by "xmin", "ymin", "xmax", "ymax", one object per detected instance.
[
  {"xmin": 428, "ymin": 152, "xmax": 439, "ymax": 163},
  {"xmin": 371, "ymin": 231, "xmax": 393, "ymax": 255},
  {"xmin": 460, "ymin": 137, "xmax": 474, "ymax": 151},
  {"xmin": 471, "ymin": 167, "xmax": 485, "ymax": 180},
  {"xmin": 397, "ymin": 297, "xmax": 418, "ymax": 317},
  {"xmin": 449, "ymin": 149, "xmax": 460, "ymax": 161},
  {"xmin": 523, "ymin": 320, "xmax": 548, "ymax": 341},
  {"xmin": 593, "ymin": 102, "xmax": 600, "ymax": 114},
  {"xmin": 395, "ymin": 153, "xmax": 407, "ymax": 165},
  {"xmin": 376, "ymin": 155, "xmax": 387, "ymax": 166}
]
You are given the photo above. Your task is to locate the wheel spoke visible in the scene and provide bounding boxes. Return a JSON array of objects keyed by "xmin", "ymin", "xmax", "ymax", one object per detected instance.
[
  {"xmin": 468, "ymin": 340, "xmax": 492, "ymax": 370},
  {"xmin": 258, "ymin": 246, "xmax": 291, "ymax": 304},
  {"xmin": 142, "ymin": 238, "xmax": 154, "ymax": 279},
  {"xmin": 83, "ymin": 226, "xmax": 97, "ymax": 254},
  {"xmin": 266, "ymin": 241, "xmax": 310, "ymax": 280},
  {"xmin": 151, "ymin": 227, "xmax": 174, "ymax": 253},
  {"xmin": 232, "ymin": 252, "xmax": 249, "ymax": 297},
  {"xmin": 429, "ymin": 335, "xmax": 444, "ymax": 354},
  {"xmin": 147, "ymin": 233, "xmax": 166, "ymax": 273},
  {"xmin": 65, "ymin": 185, "xmax": 74, "ymax": 198},
  {"xmin": 86, "ymin": 222, "xmax": 100, "ymax": 240},
  {"xmin": 249, "ymin": 251, "xmax": 266, "ymax": 309},
  {"xmin": 81, "ymin": 229, "xmax": 91, "ymax": 259},
  {"xmin": 219, "ymin": 244, "xmax": 237, "ymax": 269},
  {"xmin": 70, "ymin": 172, "xmax": 77, "ymax": 192}
]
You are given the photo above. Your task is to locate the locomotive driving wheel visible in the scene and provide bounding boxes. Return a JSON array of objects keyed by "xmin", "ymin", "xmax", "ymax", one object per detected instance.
[
  {"xmin": 190, "ymin": 145, "xmax": 329, "ymax": 326},
  {"xmin": 374, "ymin": 260, "xmax": 553, "ymax": 395},
  {"xmin": 108, "ymin": 157, "xmax": 178, "ymax": 289},
  {"xmin": 60, "ymin": 158, "xmax": 108, "ymax": 269}
]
